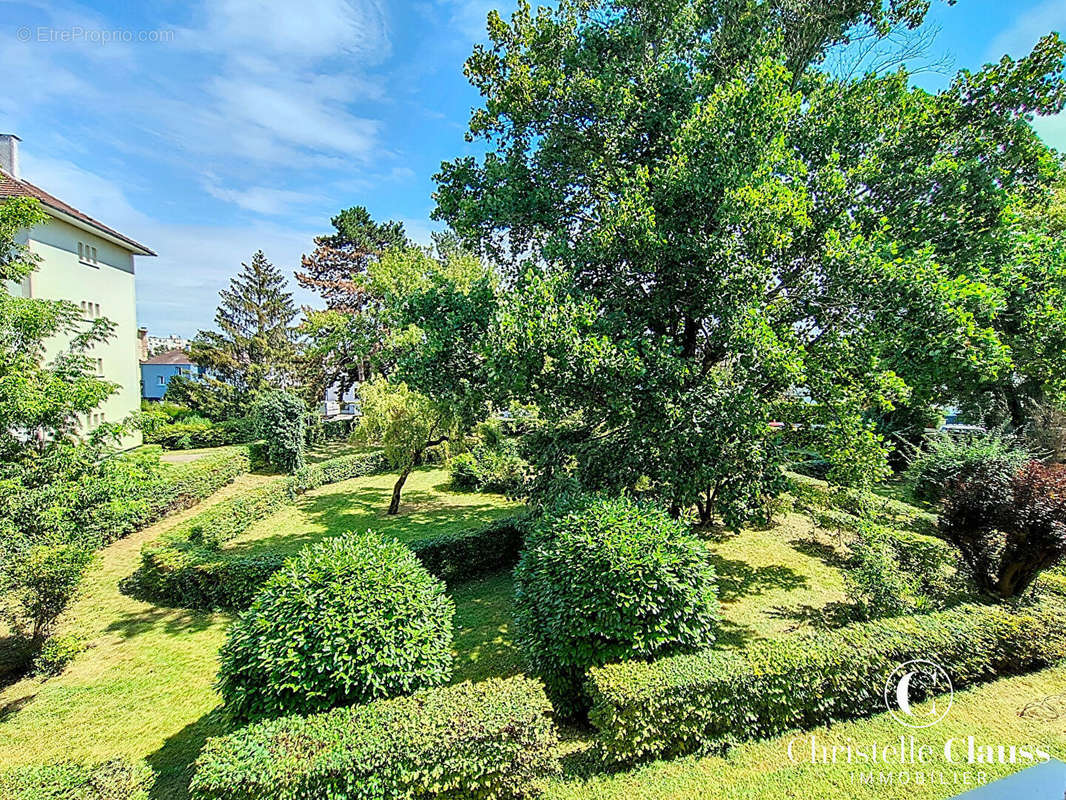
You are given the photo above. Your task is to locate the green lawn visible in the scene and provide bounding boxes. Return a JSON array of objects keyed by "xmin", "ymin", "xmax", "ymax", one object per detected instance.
[
  {"xmin": 223, "ymin": 466, "xmax": 521, "ymax": 559},
  {"xmin": 4, "ymin": 459, "xmax": 1061, "ymax": 800}
]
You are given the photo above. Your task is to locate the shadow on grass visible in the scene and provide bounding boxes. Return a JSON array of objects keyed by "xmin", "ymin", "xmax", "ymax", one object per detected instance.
[
  {"xmin": 788, "ymin": 536, "xmax": 851, "ymax": 570},
  {"xmin": 147, "ymin": 708, "xmax": 230, "ymax": 800},
  {"xmin": 708, "ymin": 554, "xmax": 808, "ymax": 603},
  {"xmin": 766, "ymin": 601, "xmax": 858, "ymax": 631},
  {"xmin": 450, "ymin": 570, "xmax": 522, "ymax": 685},
  {"xmin": 223, "ymin": 471, "xmax": 511, "ymax": 559},
  {"xmin": 105, "ymin": 605, "xmax": 221, "ymax": 640}
]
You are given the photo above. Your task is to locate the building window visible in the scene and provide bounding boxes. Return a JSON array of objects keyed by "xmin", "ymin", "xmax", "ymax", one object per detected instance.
[
  {"xmin": 78, "ymin": 242, "xmax": 98, "ymax": 265},
  {"xmin": 96, "ymin": 358, "xmax": 104, "ymax": 376},
  {"xmin": 157, "ymin": 375, "xmax": 166, "ymax": 386}
]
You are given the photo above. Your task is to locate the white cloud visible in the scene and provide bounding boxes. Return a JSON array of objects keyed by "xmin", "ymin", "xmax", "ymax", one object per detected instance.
[
  {"xmin": 203, "ymin": 181, "xmax": 319, "ymax": 215},
  {"xmin": 984, "ymin": 0, "xmax": 1065, "ymax": 62}
]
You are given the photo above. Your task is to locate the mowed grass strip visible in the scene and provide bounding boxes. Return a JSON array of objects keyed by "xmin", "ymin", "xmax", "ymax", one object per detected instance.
[{"xmin": 223, "ymin": 466, "xmax": 521, "ymax": 559}]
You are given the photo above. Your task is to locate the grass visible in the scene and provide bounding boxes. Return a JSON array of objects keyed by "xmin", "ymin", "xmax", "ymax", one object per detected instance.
[
  {"xmin": 5, "ymin": 454, "xmax": 1058, "ymax": 800},
  {"xmin": 223, "ymin": 466, "xmax": 521, "ymax": 559},
  {"xmin": 546, "ymin": 664, "xmax": 1066, "ymax": 800},
  {"xmin": 0, "ymin": 463, "xmax": 522, "ymax": 799}
]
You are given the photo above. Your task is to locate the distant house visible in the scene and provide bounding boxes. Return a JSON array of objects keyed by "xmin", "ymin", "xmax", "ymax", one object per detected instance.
[{"xmin": 141, "ymin": 349, "xmax": 198, "ymax": 401}]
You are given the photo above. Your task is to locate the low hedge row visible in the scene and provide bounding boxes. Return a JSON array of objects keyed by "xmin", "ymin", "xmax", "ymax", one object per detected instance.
[
  {"xmin": 133, "ymin": 513, "xmax": 530, "ymax": 610},
  {"xmin": 408, "ymin": 514, "xmax": 528, "ymax": 584},
  {"xmin": 588, "ymin": 601, "xmax": 1066, "ymax": 765},
  {"xmin": 86, "ymin": 446, "xmax": 251, "ymax": 548},
  {"xmin": 787, "ymin": 472, "xmax": 937, "ymax": 536},
  {"xmin": 0, "ymin": 758, "xmax": 153, "ymax": 800},
  {"xmin": 289, "ymin": 450, "xmax": 388, "ymax": 493},
  {"xmin": 145, "ymin": 419, "xmax": 255, "ymax": 451},
  {"xmin": 189, "ymin": 676, "xmax": 559, "ymax": 800}
]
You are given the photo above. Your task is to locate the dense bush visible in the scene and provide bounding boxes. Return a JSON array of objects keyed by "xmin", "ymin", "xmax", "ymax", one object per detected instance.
[
  {"xmin": 0, "ymin": 759, "xmax": 153, "ymax": 800},
  {"xmin": 190, "ymin": 677, "xmax": 559, "ymax": 800},
  {"xmin": 2, "ymin": 544, "xmax": 94, "ymax": 642},
  {"xmin": 32, "ymin": 633, "xmax": 86, "ymax": 677},
  {"xmin": 905, "ymin": 432, "xmax": 1029, "ymax": 504},
  {"xmin": 588, "ymin": 601, "xmax": 1066, "ymax": 765},
  {"xmin": 409, "ymin": 515, "xmax": 528, "ymax": 584},
  {"xmin": 217, "ymin": 532, "xmax": 455, "ymax": 721},
  {"xmin": 788, "ymin": 472, "xmax": 938, "ymax": 536},
  {"xmin": 513, "ymin": 495, "xmax": 719, "ymax": 715},
  {"xmin": 289, "ymin": 450, "xmax": 388, "ymax": 493},
  {"xmin": 143, "ymin": 417, "xmax": 255, "ymax": 451},
  {"xmin": 186, "ymin": 479, "xmax": 293, "ymax": 548},
  {"xmin": 845, "ymin": 524, "xmax": 939, "ymax": 618},
  {"xmin": 450, "ymin": 439, "xmax": 526, "ymax": 495},
  {"xmin": 252, "ymin": 390, "xmax": 307, "ymax": 473},
  {"xmin": 941, "ymin": 461, "xmax": 1066, "ymax": 599}
]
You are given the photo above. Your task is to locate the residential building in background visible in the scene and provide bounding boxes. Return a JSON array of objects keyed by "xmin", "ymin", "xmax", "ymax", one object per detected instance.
[
  {"xmin": 1, "ymin": 134, "xmax": 155, "ymax": 447},
  {"xmin": 146, "ymin": 333, "xmax": 189, "ymax": 356},
  {"xmin": 140, "ymin": 349, "xmax": 199, "ymax": 401}
]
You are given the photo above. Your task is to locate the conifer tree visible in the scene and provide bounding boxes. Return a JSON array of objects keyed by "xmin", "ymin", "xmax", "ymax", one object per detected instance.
[{"xmin": 190, "ymin": 250, "xmax": 297, "ymax": 400}]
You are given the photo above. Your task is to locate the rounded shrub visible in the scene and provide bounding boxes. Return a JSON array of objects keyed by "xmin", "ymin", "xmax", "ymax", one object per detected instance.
[
  {"xmin": 513, "ymin": 494, "xmax": 719, "ymax": 716},
  {"xmin": 217, "ymin": 532, "xmax": 455, "ymax": 721},
  {"xmin": 905, "ymin": 432, "xmax": 1028, "ymax": 504}
]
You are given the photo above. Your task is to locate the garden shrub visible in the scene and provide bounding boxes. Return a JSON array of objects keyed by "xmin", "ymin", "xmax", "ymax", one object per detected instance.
[
  {"xmin": 941, "ymin": 461, "xmax": 1066, "ymax": 599},
  {"xmin": 905, "ymin": 432, "xmax": 1028, "ymax": 504},
  {"xmin": 190, "ymin": 676, "xmax": 559, "ymax": 800},
  {"xmin": 845, "ymin": 524, "xmax": 938, "ymax": 618},
  {"xmin": 2, "ymin": 544, "xmax": 94, "ymax": 642},
  {"xmin": 252, "ymin": 390, "xmax": 307, "ymax": 473},
  {"xmin": 132, "ymin": 511, "xmax": 523, "ymax": 610},
  {"xmin": 288, "ymin": 450, "xmax": 388, "ymax": 493},
  {"xmin": 33, "ymin": 633, "xmax": 86, "ymax": 676},
  {"xmin": 408, "ymin": 514, "xmax": 529, "ymax": 584},
  {"xmin": 788, "ymin": 472, "xmax": 937, "ymax": 536},
  {"xmin": 588, "ymin": 600, "xmax": 1066, "ymax": 765},
  {"xmin": 217, "ymin": 532, "xmax": 455, "ymax": 721},
  {"xmin": 186, "ymin": 479, "xmax": 293, "ymax": 548},
  {"xmin": 0, "ymin": 759, "xmax": 153, "ymax": 800},
  {"xmin": 513, "ymin": 495, "xmax": 719, "ymax": 715},
  {"xmin": 128, "ymin": 452, "xmax": 390, "ymax": 609},
  {"xmin": 449, "ymin": 443, "xmax": 526, "ymax": 495},
  {"xmin": 144, "ymin": 419, "xmax": 254, "ymax": 450}
]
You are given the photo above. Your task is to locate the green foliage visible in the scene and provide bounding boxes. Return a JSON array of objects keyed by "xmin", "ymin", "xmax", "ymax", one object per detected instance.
[
  {"xmin": 450, "ymin": 440, "xmax": 526, "ymax": 494},
  {"xmin": 905, "ymin": 432, "xmax": 1030, "ymax": 504},
  {"xmin": 0, "ymin": 759, "xmax": 153, "ymax": 800},
  {"xmin": 127, "ymin": 452, "xmax": 389, "ymax": 610},
  {"xmin": 217, "ymin": 532, "xmax": 455, "ymax": 721},
  {"xmin": 941, "ymin": 461, "xmax": 1066, "ymax": 598},
  {"xmin": 434, "ymin": 0, "xmax": 1066, "ymax": 521},
  {"xmin": 513, "ymin": 495, "xmax": 719, "ymax": 715},
  {"xmin": 357, "ymin": 377, "xmax": 460, "ymax": 513},
  {"xmin": 190, "ymin": 676, "xmax": 559, "ymax": 800},
  {"xmin": 588, "ymin": 601, "xmax": 1066, "ymax": 765},
  {"xmin": 2, "ymin": 544, "xmax": 94, "ymax": 642},
  {"xmin": 408, "ymin": 515, "xmax": 528, "ymax": 584},
  {"xmin": 32, "ymin": 633, "xmax": 87, "ymax": 677},
  {"xmin": 188, "ymin": 250, "xmax": 298, "ymax": 399},
  {"xmin": 252, "ymin": 390, "xmax": 307, "ymax": 473},
  {"xmin": 845, "ymin": 523, "xmax": 942, "ymax": 619},
  {"xmin": 142, "ymin": 417, "xmax": 255, "ymax": 450}
]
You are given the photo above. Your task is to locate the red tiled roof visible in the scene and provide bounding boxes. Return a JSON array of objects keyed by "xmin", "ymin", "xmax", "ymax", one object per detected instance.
[
  {"xmin": 141, "ymin": 348, "xmax": 194, "ymax": 365},
  {"xmin": 0, "ymin": 167, "xmax": 155, "ymax": 256}
]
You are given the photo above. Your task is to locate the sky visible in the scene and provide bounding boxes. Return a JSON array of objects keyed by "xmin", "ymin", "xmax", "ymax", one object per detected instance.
[{"xmin": 1, "ymin": 0, "xmax": 1064, "ymax": 338}]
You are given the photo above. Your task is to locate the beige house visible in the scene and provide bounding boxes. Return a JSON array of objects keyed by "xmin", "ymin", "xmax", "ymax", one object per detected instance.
[{"xmin": 0, "ymin": 134, "xmax": 155, "ymax": 447}]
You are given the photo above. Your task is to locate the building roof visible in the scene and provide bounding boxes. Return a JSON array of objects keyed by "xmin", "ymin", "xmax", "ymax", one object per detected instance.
[
  {"xmin": 0, "ymin": 166, "xmax": 156, "ymax": 256},
  {"xmin": 141, "ymin": 348, "xmax": 194, "ymax": 365}
]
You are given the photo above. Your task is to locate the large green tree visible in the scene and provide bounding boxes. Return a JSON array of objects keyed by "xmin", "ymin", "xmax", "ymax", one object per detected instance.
[
  {"xmin": 433, "ymin": 0, "xmax": 1066, "ymax": 523},
  {"xmin": 296, "ymin": 207, "xmax": 410, "ymax": 403},
  {"xmin": 189, "ymin": 250, "xmax": 298, "ymax": 404}
]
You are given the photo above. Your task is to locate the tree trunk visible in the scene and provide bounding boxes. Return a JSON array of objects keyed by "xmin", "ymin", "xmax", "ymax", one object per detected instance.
[{"xmin": 388, "ymin": 468, "xmax": 412, "ymax": 515}]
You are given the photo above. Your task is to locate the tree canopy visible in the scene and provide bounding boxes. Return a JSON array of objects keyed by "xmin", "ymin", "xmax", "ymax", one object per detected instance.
[{"xmin": 433, "ymin": 0, "xmax": 1066, "ymax": 523}]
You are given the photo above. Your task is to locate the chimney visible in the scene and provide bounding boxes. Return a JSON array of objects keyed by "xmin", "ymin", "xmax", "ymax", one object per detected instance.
[{"xmin": 0, "ymin": 134, "xmax": 20, "ymax": 178}]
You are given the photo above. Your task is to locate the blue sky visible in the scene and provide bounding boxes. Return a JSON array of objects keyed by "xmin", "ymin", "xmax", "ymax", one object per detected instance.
[{"xmin": 1, "ymin": 0, "xmax": 1063, "ymax": 337}]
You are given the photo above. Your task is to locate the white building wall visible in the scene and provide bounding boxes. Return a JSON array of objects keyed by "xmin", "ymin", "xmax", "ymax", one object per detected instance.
[{"xmin": 19, "ymin": 218, "xmax": 143, "ymax": 448}]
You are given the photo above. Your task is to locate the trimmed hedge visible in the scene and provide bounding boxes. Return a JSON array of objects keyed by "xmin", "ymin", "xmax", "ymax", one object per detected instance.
[
  {"xmin": 145, "ymin": 419, "xmax": 255, "ymax": 450},
  {"xmin": 0, "ymin": 758, "xmax": 153, "ymax": 800},
  {"xmin": 290, "ymin": 451, "xmax": 388, "ymax": 493},
  {"xmin": 190, "ymin": 677, "xmax": 560, "ymax": 800},
  {"xmin": 588, "ymin": 601, "xmax": 1066, "ymax": 765},
  {"xmin": 408, "ymin": 514, "xmax": 528, "ymax": 584},
  {"xmin": 128, "ymin": 451, "xmax": 393, "ymax": 610}
]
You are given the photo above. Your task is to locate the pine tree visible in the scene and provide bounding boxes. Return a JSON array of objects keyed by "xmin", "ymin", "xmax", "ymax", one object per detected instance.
[{"xmin": 190, "ymin": 250, "xmax": 297, "ymax": 400}]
